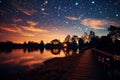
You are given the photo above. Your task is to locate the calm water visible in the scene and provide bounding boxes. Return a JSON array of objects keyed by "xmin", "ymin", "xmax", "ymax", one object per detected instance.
[{"xmin": 0, "ymin": 48, "xmax": 78, "ymax": 75}]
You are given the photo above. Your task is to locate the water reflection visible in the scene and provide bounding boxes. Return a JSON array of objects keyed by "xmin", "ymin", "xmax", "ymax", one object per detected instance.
[
  {"xmin": 0, "ymin": 47, "xmax": 79, "ymax": 56},
  {"xmin": 63, "ymin": 48, "xmax": 78, "ymax": 57},
  {"xmin": 23, "ymin": 47, "xmax": 45, "ymax": 54},
  {"xmin": 39, "ymin": 47, "xmax": 44, "ymax": 54},
  {"xmin": 0, "ymin": 48, "xmax": 12, "ymax": 54},
  {"xmin": 51, "ymin": 48, "xmax": 61, "ymax": 55},
  {"xmin": 0, "ymin": 48, "xmax": 79, "ymax": 75},
  {"xmin": 23, "ymin": 47, "xmax": 79, "ymax": 57}
]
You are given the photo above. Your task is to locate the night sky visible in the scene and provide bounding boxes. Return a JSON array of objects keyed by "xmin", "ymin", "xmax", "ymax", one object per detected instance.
[{"xmin": 0, "ymin": 0, "xmax": 120, "ymax": 43}]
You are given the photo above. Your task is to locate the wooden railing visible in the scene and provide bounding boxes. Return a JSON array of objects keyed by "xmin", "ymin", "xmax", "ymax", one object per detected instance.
[
  {"xmin": 92, "ymin": 48, "xmax": 120, "ymax": 61},
  {"xmin": 92, "ymin": 48, "xmax": 113, "ymax": 57},
  {"xmin": 92, "ymin": 48, "xmax": 120, "ymax": 73}
]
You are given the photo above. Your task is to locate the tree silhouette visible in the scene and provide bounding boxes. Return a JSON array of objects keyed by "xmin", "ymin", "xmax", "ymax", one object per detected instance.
[
  {"xmin": 51, "ymin": 39, "xmax": 61, "ymax": 45},
  {"xmin": 108, "ymin": 25, "xmax": 120, "ymax": 41},
  {"xmin": 78, "ymin": 38, "xmax": 84, "ymax": 48},
  {"xmin": 89, "ymin": 31, "xmax": 95, "ymax": 41}
]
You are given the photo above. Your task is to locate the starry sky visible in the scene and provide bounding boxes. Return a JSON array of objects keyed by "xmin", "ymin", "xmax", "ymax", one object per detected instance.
[{"xmin": 0, "ymin": 0, "xmax": 120, "ymax": 43}]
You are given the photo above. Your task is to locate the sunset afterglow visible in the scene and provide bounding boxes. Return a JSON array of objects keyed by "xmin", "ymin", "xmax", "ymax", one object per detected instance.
[{"xmin": 0, "ymin": 0, "xmax": 120, "ymax": 43}]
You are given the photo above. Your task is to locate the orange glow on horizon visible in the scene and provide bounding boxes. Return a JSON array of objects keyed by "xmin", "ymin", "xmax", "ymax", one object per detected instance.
[
  {"xmin": 0, "ymin": 33, "xmax": 66, "ymax": 43},
  {"xmin": 0, "ymin": 22, "xmax": 66, "ymax": 43}
]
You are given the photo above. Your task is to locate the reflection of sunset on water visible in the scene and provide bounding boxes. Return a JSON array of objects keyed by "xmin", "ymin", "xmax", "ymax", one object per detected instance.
[{"xmin": 0, "ymin": 49, "xmax": 66, "ymax": 71}]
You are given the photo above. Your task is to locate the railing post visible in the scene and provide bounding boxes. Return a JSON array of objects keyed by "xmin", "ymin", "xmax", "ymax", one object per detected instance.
[
  {"xmin": 100, "ymin": 53, "xmax": 102, "ymax": 62},
  {"xmin": 110, "ymin": 56, "xmax": 114, "ymax": 78},
  {"xmin": 103, "ymin": 55, "xmax": 106, "ymax": 71}
]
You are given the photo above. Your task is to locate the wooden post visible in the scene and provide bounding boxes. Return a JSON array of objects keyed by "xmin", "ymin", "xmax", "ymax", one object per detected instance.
[{"xmin": 110, "ymin": 56, "xmax": 114, "ymax": 78}]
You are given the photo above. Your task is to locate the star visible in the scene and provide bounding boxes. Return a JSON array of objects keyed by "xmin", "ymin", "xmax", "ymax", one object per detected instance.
[
  {"xmin": 45, "ymin": 1, "xmax": 48, "ymax": 4},
  {"xmin": 79, "ymin": 16, "xmax": 82, "ymax": 19},
  {"xmin": 64, "ymin": 7, "xmax": 67, "ymax": 9},
  {"xmin": 91, "ymin": 1, "xmax": 95, "ymax": 4},
  {"xmin": 85, "ymin": 28, "xmax": 88, "ymax": 31},
  {"xmin": 57, "ymin": 14, "xmax": 60, "ymax": 17},
  {"xmin": 105, "ymin": 16, "xmax": 109, "ymax": 19},
  {"xmin": 41, "ymin": 8, "xmax": 45, "ymax": 11},
  {"xmin": 75, "ymin": 2, "xmax": 79, "ymax": 6},
  {"xmin": 54, "ymin": 6, "xmax": 57, "ymax": 9},
  {"xmin": 65, "ymin": 21, "xmax": 68, "ymax": 24},
  {"xmin": 100, "ymin": 11, "xmax": 103, "ymax": 14},
  {"xmin": 116, "ymin": 14, "xmax": 119, "ymax": 17},
  {"xmin": 58, "ymin": 6, "xmax": 61, "ymax": 10},
  {"xmin": 43, "ymin": 0, "xmax": 48, "ymax": 5},
  {"xmin": 69, "ymin": 7, "xmax": 72, "ymax": 9}
]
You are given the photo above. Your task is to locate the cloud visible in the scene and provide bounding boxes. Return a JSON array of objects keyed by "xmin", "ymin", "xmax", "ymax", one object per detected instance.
[
  {"xmin": 22, "ymin": 21, "xmax": 49, "ymax": 33},
  {"xmin": 22, "ymin": 26, "xmax": 48, "ymax": 33},
  {"xmin": 13, "ymin": 18, "xmax": 22, "ymax": 23},
  {"xmin": 0, "ymin": 27, "xmax": 20, "ymax": 33},
  {"xmin": 81, "ymin": 18, "xmax": 120, "ymax": 29},
  {"xmin": 0, "ymin": 21, "xmax": 48, "ymax": 37},
  {"xmin": 65, "ymin": 16, "xmax": 79, "ymax": 21},
  {"xmin": 0, "ymin": 20, "xmax": 48, "ymax": 37},
  {"xmin": 0, "ymin": 24, "xmax": 22, "ymax": 33},
  {"xmin": 0, "ymin": 24, "xmax": 35, "ymax": 37},
  {"xmin": 17, "ymin": 7, "xmax": 37, "ymax": 16},
  {"xmin": 27, "ymin": 21, "xmax": 37, "ymax": 26},
  {"xmin": 12, "ymin": 2, "xmax": 37, "ymax": 16},
  {"xmin": 42, "ymin": 12, "xmax": 49, "ymax": 15},
  {"xmin": 20, "ymin": 32, "xmax": 35, "ymax": 37}
]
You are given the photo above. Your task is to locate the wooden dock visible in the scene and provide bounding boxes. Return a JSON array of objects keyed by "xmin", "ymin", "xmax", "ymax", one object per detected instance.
[{"xmin": 61, "ymin": 49, "xmax": 107, "ymax": 80}]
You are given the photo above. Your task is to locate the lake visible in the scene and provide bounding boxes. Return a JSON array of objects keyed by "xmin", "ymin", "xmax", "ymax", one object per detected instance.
[{"xmin": 0, "ymin": 48, "xmax": 78, "ymax": 76}]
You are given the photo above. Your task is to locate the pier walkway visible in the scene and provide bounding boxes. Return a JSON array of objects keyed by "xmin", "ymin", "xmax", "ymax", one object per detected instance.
[{"xmin": 62, "ymin": 49, "xmax": 117, "ymax": 80}]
